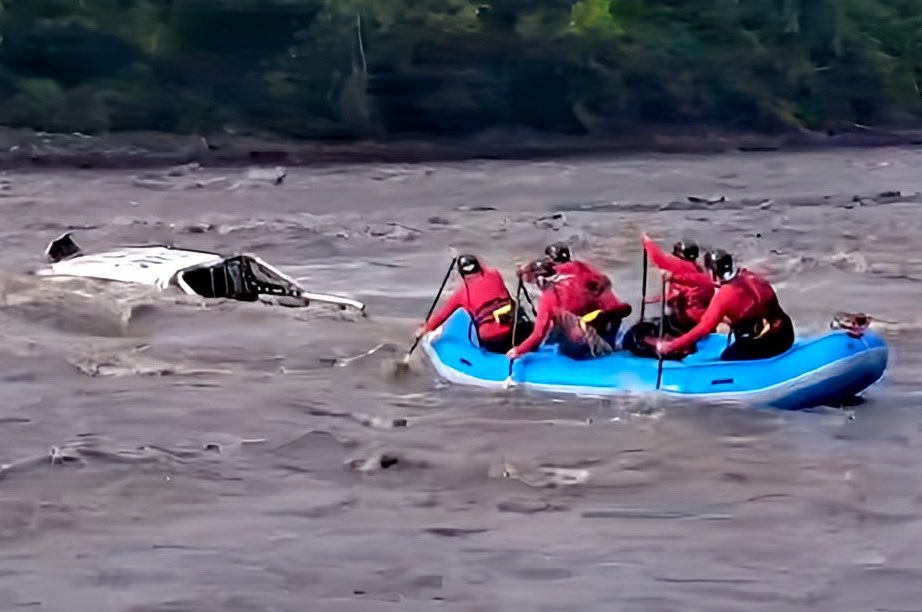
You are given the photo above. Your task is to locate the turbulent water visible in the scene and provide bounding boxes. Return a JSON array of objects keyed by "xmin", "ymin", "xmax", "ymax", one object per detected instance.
[{"xmin": 0, "ymin": 149, "xmax": 921, "ymax": 611}]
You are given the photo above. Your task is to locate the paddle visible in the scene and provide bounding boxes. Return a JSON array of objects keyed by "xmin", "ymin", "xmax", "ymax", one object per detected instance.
[
  {"xmin": 504, "ymin": 277, "xmax": 524, "ymax": 389},
  {"xmin": 655, "ymin": 276, "xmax": 667, "ymax": 390},
  {"xmin": 398, "ymin": 255, "xmax": 457, "ymax": 368},
  {"xmin": 511, "ymin": 259, "xmax": 537, "ymax": 316},
  {"xmin": 639, "ymin": 249, "xmax": 649, "ymax": 323},
  {"xmin": 520, "ymin": 285, "xmax": 537, "ymax": 316}
]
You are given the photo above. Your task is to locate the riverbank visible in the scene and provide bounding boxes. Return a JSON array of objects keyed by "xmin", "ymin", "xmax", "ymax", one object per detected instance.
[{"xmin": 2, "ymin": 125, "xmax": 922, "ymax": 170}]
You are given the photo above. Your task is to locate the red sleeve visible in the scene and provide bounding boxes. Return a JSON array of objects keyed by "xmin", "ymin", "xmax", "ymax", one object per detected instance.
[
  {"xmin": 664, "ymin": 287, "xmax": 730, "ymax": 354},
  {"xmin": 671, "ymin": 269, "xmax": 715, "ymax": 289},
  {"xmin": 515, "ymin": 292, "xmax": 555, "ymax": 354},
  {"xmin": 585, "ymin": 264, "xmax": 610, "ymax": 287},
  {"xmin": 424, "ymin": 287, "xmax": 463, "ymax": 332},
  {"xmin": 643, "ymin": 236, "xmax": 697, "ymax": 276}
]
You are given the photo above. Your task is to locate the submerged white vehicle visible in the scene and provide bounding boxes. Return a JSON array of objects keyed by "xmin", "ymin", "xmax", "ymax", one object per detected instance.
[{"xmin": 34, "ymin": 233, "xmax": 365, "ymax": 312}]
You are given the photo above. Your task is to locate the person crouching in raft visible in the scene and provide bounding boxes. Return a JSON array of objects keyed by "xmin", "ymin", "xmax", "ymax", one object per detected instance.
[
  {"xmin": 623, "ymin": 234, "xmax": 716, "ymax": 358},
  {"xmin": 416, "ymin": 254, "xmax": 533, "ymax": 354},
  {"xmin": 506, "ymin": 258, "xmax": 620, "ymax": 361},
  {"xmin": 543, "ymin": 242, "xmax": 632, "ymax": 348},
  {"xmin": 655, "ymin": 249, "xmax": 795, "ymax": 361}
]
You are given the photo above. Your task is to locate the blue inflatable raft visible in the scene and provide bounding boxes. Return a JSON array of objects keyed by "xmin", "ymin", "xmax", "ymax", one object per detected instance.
[{"xmin": 420, "ymin": 310, "xmax": 889, "ymax": 410}]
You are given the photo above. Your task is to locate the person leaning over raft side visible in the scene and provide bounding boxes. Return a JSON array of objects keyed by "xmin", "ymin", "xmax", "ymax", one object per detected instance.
[
  {"xmin": 543, "ymin": 242, "xmax": 632, "ymax": 348},
  {"xmin": 623, "ymin": 234, "xmax": 716, "ymax": 358},
  {"xmin": 416, "ymin": 254, "xmax": 533, "ymax": 354},
  {"xmin": 641, "ymin": 234, "xmax": 715, "ymax": 330},
  {"xmin": 506, "ymin": 258, "xmax": 616, "ymax": 361},
  {"xmin": 655, "ymin": 249, "xmax": 795, "ymax": 361}
]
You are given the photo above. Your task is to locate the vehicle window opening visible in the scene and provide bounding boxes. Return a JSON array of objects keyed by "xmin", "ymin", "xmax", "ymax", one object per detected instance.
[{"xmin": 178, "ymin": 256, "xmax": 302, "ymax": 302}]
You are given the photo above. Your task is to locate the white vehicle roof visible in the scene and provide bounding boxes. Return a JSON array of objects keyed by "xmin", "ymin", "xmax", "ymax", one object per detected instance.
[
  {"xmin": 33, "ymin": 233, "xmax": 366, "ymax": 312},
  {"xmin": 35, "ymin": 245, "xmax": 225, "ymax": 289}
]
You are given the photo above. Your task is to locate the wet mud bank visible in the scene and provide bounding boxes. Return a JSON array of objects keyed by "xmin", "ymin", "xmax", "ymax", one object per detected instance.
[{"xmin": 2, "ymin": 125, "xmax": 922, "ymax": 170}]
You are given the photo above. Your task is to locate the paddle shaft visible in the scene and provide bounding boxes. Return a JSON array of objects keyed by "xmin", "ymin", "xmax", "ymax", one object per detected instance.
[
  {"xmin": 640, "ymin": 249, "xmax": 649, "ymax": 322},
  {"xmin": 520, "ymin": 284, "xmax": 537, "ymax": 316},
  {"xmin": 406, "ymin": 257, "xmax": 457, "ymax": 357},
  {"xmin": 656, "ymin": 276, "xmax": 667, "ymax": 390},
  {"xmin": 507, "ymin": 278, "xmax": 523, "ymax": 380}
]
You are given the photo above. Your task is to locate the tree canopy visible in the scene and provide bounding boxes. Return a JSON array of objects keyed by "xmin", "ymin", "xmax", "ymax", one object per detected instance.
[{"xmin": 1, "ymin": 0, "xmax": 921, "ymax": 140}]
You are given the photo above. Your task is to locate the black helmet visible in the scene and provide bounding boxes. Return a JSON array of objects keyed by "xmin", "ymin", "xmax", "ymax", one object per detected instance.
[
  {"xmin": 518, "ymin": 257, "xmax": 556, "ymax": 284},
  {"xmin": 544, "ymin": 242, "xmax": 571, "ymax": 263},
  {"xmin": 703, "ymin": 249, "xmax": 734, "ymax": 281},
  {"xmin": 457, "ymin": 254, "xmax": 482, "ymax": 276},
  {"xmin": 672, "ymin": 240, "xmax": 699, "ymax": 262}
]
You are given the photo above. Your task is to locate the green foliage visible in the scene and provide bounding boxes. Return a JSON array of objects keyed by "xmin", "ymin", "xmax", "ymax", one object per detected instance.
[
  {"xmin": 570, "ymin": 0, "xmax": 620, "ymax": 36},
  {"xmin": 0, "ymin": 0, "xmax": 920, "ymax": 138}
]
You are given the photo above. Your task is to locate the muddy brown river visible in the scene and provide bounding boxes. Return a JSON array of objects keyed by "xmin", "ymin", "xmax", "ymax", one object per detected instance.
[{"xmin": 1, "ymin": 148, "xmax": 921, "ymax": 611}]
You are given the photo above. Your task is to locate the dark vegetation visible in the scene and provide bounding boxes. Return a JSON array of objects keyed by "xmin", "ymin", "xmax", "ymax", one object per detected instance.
[{"xmin": 2, "ymin": 0, "xmax": 922, "ymax": 142}]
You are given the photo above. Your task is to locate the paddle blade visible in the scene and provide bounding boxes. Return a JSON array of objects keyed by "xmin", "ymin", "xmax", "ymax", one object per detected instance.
[{"xmin": 392, "ymin": 352, "xmax": 412, "ymax": 373}]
